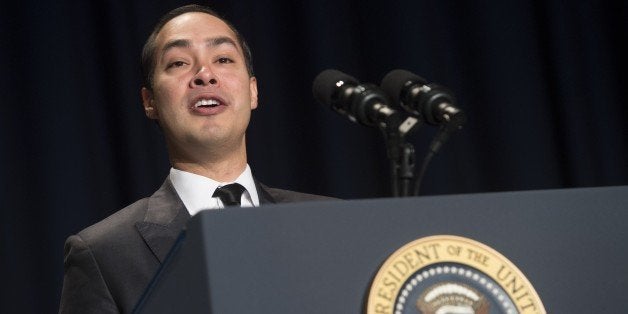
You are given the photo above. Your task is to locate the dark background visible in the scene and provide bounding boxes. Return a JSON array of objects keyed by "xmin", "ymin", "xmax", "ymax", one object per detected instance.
[{"xmin": 1, "ymin": 0, "xmax": 626, "ymax": 312}]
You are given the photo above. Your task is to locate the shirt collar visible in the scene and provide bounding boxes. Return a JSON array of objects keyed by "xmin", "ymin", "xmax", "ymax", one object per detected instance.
[{"xmin": 169, "ymin": 164, "xmax": 259, "ymax": 216}]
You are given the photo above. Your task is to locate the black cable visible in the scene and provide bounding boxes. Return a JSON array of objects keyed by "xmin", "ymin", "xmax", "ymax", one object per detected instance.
[
  {"xmin": 413, "ymin": 150, "xmax": 436, "ymax": 196},
  {"xmin": 413, "ymin": 125, "xmax": 452, "ymax": 196}
]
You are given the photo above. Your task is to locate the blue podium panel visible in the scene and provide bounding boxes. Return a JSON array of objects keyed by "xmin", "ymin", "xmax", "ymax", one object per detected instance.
[{"xmin": 136, "ymin": 186, "xmax": 628, "ymax": 313}]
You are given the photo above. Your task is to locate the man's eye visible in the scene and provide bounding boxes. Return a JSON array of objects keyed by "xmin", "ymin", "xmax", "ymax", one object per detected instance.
[
  {"xmin": 217, "ymin": 57, "xmax": 233, "ymax": 64},
  {"xmin": 167, "ymin": 61, "xmax": 186, "ymax": 68}
]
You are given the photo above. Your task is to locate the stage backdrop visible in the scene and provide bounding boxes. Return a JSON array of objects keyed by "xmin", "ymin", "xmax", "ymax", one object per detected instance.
[{"xmin": 1, "ymin": 1, "xmax": 626, "ymax": 313}]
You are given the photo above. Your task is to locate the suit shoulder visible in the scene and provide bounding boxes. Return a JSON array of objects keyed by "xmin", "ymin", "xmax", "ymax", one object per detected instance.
[
  {"xmin": 77, "ymin": 197, "xmax": 149, "ymax": 245},
  {"xmin": 262, "ymin": 185, "xmax": 338, "ymax": 203}
]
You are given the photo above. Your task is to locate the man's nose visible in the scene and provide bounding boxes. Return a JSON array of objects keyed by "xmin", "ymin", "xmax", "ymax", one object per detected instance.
[{"xmin": 191, "ymin": 66, "xmax": 218, "ymax": 87}]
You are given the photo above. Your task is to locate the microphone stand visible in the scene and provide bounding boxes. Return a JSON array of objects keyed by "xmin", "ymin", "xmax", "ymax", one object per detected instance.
[{"xmin": 382, "ymin": 116, "xmax": 420, "ymax": 197}]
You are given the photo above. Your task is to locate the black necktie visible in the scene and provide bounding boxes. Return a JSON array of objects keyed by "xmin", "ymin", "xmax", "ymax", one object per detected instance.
[{"xmin": 212, "ymin": 183, "xmax": 246, "ymax": 207}]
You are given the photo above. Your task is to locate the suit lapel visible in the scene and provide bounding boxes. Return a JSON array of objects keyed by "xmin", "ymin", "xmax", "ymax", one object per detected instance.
[
  {"xmin": 136, "ymin": 178, "xmax": 274, "ymax": 263},
  {"xmin": 135, "ymin": 178, "xmax": 190, "ymax": 263}
]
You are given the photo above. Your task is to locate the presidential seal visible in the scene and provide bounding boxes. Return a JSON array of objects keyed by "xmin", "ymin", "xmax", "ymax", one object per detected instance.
[{"xmin": 366, "ymin": 235, "xmax": 545, "ymax": 314}]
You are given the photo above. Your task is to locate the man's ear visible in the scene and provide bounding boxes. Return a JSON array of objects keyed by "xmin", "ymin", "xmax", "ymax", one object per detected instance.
[
  {"xmin": 141, "ymin": 87, "xmax": 158, "ymax": 119},
  {"xmin": 249, "ymin": 77, "xmax": 258, "ymax": 110}
]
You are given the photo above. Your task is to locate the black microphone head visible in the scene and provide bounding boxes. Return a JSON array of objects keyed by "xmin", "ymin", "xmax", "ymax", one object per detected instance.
[
  {"xmin": 312, "ymin": 69, "xmax": 358, "ymax": 106},
  {"xmin": 380, "ymin": 69, "xmax": 427, "ymax": 105}
]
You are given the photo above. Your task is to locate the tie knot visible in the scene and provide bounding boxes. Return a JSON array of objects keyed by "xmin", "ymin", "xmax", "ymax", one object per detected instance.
[{"xmin": 212, "ymin": 183, "xmax": 246, "ymax": 207}]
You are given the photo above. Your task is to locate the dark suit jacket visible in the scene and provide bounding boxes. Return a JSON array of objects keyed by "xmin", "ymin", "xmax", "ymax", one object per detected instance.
[{"xmin": 59, "ymin": 178, "xmax": 334, "ymax": 314}]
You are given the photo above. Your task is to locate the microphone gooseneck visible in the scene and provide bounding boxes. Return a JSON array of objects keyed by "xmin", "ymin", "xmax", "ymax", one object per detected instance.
[
  {"xmin": 312, "ymin": 69, "xmax": 400, "ymax": 128},
  {"xmin": 381, "ymin": 69, "xmax": 466, "ymax": 129}
]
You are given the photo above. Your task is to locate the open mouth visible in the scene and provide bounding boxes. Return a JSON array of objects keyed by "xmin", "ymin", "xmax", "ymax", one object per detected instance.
[{"xmin": 194, "ymin": 98, "xmax": 221, "ymax": 108}]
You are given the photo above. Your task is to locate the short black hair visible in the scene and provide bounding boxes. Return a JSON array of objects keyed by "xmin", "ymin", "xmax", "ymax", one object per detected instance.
[{"xmin": 140, "ymin": 4, "xmax": 254, "ymax": 90}]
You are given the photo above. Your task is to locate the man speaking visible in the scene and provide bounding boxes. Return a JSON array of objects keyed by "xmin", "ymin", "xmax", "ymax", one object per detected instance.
[{"xmin": 59, "ymin": 5, "xmax": 332, "ymax": 313}]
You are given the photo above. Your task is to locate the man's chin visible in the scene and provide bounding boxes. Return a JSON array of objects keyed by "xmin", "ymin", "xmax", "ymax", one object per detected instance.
[{"xmin": 188, "ymin": 135, "xmax": 244, "ymax": 153}]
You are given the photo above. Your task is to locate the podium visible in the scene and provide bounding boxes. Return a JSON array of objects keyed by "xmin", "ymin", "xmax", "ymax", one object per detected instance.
[{"xmin": 134, "ymin": 186, "xmax": 628, "ymax": 313}]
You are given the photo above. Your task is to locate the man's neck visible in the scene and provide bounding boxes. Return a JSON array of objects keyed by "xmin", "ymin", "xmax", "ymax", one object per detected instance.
[
  {"xmin": 168, "ymin": 141, "xmax": 248, "ymax": 182},
  {"xmin": 171, "ymin": 158, "xmax": 247, "ymax": 182}
]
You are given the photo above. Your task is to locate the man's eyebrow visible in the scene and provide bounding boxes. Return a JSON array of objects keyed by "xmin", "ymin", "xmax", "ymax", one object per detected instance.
[
  {"xmin": 161, "ymin": 39, "xmax": 191, "ymax": 56},
  {"xmin": 160, "ymin": 36, "xmax": 238, "ymax": 57},
  {"xmin": 205, "ymin": 36, "xmax": 238, "ymax": 49}
]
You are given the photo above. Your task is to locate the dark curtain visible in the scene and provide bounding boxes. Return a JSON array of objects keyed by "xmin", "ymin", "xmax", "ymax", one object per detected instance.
[{"xmin": 1, "ymin": 0, "xmax": 626, "ymax": 312}]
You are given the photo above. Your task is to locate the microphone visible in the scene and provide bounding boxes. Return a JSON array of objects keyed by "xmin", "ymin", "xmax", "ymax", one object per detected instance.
[
  {"xmin": 381, "ymin": 69, "xmax": 466, "ymax": 129},
  {"xmin": 312, "ymin": 69, "xmax": 400, "ymax": 128}
]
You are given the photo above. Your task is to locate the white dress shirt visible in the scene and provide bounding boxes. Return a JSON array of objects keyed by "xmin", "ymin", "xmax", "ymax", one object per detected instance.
[{"xmin": 169, "ymin": 164, "xmax": 260, "ymax": 216}]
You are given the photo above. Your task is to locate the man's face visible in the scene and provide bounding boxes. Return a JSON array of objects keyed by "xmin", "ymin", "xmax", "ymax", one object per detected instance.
[{"xmin": 141, "ymin": 12, "xmax": 258, "ymax": 157}]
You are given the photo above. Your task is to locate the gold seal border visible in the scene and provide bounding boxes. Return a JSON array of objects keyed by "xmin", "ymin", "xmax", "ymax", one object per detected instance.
[{"xmin": 366, "ymin": 235, "xmax": 546, "ymax": 314}]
